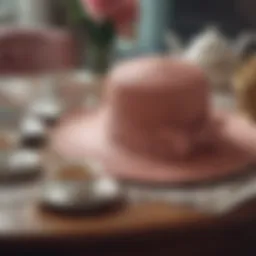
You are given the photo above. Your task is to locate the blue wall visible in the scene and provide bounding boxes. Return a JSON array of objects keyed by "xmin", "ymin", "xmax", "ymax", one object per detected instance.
[{"xmin": 137, "ymin": 0, "xmax": 173, "ymax": 53}]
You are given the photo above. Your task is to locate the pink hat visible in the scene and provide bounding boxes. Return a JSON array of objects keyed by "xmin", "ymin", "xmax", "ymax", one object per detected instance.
[{"xmin": 52, "ymin": 57, "xmax": 256, "ymax": 185}]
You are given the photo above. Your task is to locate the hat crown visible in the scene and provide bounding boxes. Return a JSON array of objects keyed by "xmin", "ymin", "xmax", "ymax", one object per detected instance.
[{"xmin": 105, "ymin": 57, "xmax": 213, "ymax": 159}]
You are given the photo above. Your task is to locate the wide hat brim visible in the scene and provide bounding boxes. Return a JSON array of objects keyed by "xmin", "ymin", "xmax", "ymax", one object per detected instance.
[{"xmin": 52, "ymin": 108, "xmax": 256, "ymax": 185}]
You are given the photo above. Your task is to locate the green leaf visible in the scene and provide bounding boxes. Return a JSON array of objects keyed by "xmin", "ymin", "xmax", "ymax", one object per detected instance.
[
  {"xmin": 66, "ymin": 0, "xmax": 86, "ymax": 24},
  {"xmin": 83, "ymin": 18, "xmax": 115, "ymax": 46}
]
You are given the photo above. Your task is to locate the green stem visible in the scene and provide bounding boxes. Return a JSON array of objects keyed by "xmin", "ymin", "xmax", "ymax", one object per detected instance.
[{"xmin": 86, "ymin": 41, "xmax": 113, "ymax": 74}]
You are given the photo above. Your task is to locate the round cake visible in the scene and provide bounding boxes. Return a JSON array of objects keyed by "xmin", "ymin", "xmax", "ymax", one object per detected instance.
[{"xmin": 105, "ymin": 57, "xmax": 218, "ymax": 160}]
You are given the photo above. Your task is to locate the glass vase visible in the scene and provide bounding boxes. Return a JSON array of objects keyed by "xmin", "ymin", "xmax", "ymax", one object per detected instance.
[{"xmin": 86, "ymin": 41, "xmax": 114, "ymax": 76}]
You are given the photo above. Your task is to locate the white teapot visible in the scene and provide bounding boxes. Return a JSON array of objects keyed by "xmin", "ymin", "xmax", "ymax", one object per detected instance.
[{"xmin": 166, "ymin": 27, "xmax": 238, "ymax": 90}]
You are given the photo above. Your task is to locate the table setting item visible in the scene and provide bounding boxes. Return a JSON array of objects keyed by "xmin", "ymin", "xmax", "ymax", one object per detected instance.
[
  {"xmin": 19, "ymin": 114, "xmax": 47, "ymax": 148},
  {"xmin": 0, "ymin": 149, "xmax": 42, "ymax": 183},
  {"xmin": 38, "ymin": 148, "xmax": 126, "ymax": 216},
  {"xmin": 40, "ymin": 178, "xmax": 124, "ymax": 215}
]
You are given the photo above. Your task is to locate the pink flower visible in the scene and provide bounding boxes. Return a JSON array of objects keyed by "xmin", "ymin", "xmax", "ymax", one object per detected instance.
[{"xmin": 80, "ymin": 0, "xmax": 138, "ymax": 35}]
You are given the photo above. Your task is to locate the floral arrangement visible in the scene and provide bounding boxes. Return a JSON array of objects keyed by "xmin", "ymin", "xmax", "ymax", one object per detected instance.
[{"xmin": 67, "ymin": 0, "xmax": 137, "ymax": 74}]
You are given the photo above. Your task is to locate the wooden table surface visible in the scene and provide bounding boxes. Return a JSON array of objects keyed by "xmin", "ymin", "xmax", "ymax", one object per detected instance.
[{"xmin": 0, "ymin": 168, "xmax": 255, "ymax": 255}]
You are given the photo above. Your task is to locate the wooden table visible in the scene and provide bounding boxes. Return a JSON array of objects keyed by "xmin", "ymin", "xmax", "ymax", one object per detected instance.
[
  {"xmin": 0, "ymin": 176, "xmax": 255, "ymax": 255},
  {"xmin": 0, "ymin": 79, "xmax": 256, "ymax": 255}
]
